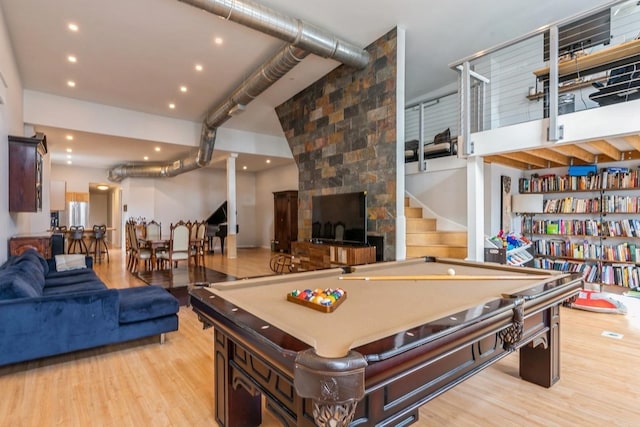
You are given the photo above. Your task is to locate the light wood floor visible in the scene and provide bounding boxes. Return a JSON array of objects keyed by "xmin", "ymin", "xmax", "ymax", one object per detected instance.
[{"xmin": 1, "ymin": 248, "xmax": 639, "ymax": 426}]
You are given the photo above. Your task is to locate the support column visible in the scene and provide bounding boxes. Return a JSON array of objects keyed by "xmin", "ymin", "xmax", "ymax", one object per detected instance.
[
  {"xmin": 226, "ymin": 153, "xmax": 238, "ymax": 259},
  {"xmin": 395, "ymin": 27, "xmax": 407, "ymax": 261},
  {"xmin": 466, "ymin": 156, "xmax": 484, "ymax": 261}
]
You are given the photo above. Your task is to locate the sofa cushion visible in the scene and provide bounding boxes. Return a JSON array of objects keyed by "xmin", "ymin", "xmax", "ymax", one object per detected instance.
[
  {"xmin": 13, "ymin": 248, "xmax": 49, "ymax": 276},
  {"xmin": 14, "ymin": 263, "xmax": 46, "ymax": 294},
  {"xmin": 54, "ymin": 254, "xmax": 87, "ymax": 272},
  {"xmin": 0, "ymin": 269, "xmax": 41, "ymax": 299},
  {"xmin": 45, "ymin": 270, "xmax": 102, "ymax": 288},
  {"xmin": 42, "ymin": 280, "xmax": 107, "ymax": 296},
  {"xmin": 117, "ymin": 286, "xmax": 179, "ymax": 324}
]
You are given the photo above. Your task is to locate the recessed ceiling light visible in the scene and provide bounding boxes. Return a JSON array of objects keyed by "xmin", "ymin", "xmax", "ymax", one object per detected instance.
[
  {"xmin": 66, "ymin": 155, "xmax": 72, "ymax": 159},
  {"xmin": 214, "ymin": 37, "xmax": 223, "ymax": 45},
  {"xmin": 143, "ymin": 156, "xmax": 149, "ymax": 161},
  {"xmin": 195, "ymin": 64, "xmax": 203, "ymax": 72},
  {"xmin": 67, "ymin": 160, "xmax": 72, "ymax": 165},
  {"xmin": 169, "ymin": 103, "xmax": 175, "ymax": 109},
  {"xmin": 154, "ymin": 147, "xmax": 161, "ymax": 152},
  {"xmin": 68, "ymin": 23, "xmax": 79, "ymax": 32},
  {"xmin": 67, "ymin": 80, "xmax": 76, "ymax": 87},
  {"xmin": 243, "ymin": 166, "xmax": 247, "ymax": 170},
  {"xmin": 66, "ymin": 148, "xmax": 72, "ymax": 153},
  {"xmin": 266, "ymin": 159, "xmax": 271, "ymax": 164},
  {"xmin": 180, "ymin": 85, "xmax": 187, "ymax": 93},
  {"xmin": 66, "ymin": 135, "xmax": 73, "ymax": 140},
  {"xmin": 67, "ymin": 55, "xmax": 77, "ymax": 63},
  {"xmin": 97, "ymin": 185, "xmax": 109, "ymax": 191}
]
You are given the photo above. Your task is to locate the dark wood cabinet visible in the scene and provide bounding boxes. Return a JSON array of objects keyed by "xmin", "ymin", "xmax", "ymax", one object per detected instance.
[
  {"xmin": 8, "ymin": 134, "xmax": 47, "ymax": 212},
  {"xmin": 273, "ymin": 190, "xmax": 298, "ymax": 253},
  {"xmin": 9, "ymin": 234, "xmax": 52, "ymax": 258},
  {"xmin": 290, "ymin": 241, "xmax": 376, "ymax": 271}
]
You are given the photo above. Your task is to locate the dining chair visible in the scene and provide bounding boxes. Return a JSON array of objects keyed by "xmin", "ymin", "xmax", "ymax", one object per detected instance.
[
  {"xmin": 157, "ymin": 221, "xmax": 191, "ymax": 269},
  {"xmin": 146, "ymin": 220, "xmax": 161, "ymax": 240},
  {"xmin": 144, "ymin": 220, "xmax": 167, "ymax": 262},
  {"xmin": 126, "ymin": 221, "xmax": 152, "ymax": 272},
  {"xmin": 189, "ymin": 220, "xmax": 198, "ymax": 242},
  {"xmin": 125, "ymin": 219, "xmax": 136, "ymax": 257},
  {"xmin": 68, "ymin": 225, "xmax": 89, "ymax": 255},
  {"xmin": 88, "ymin": 224, "xmax": 110, "ymax": 263},
  {"xmin": 192, "ymin": 221, "xmax": 207, "ymax": 266}
]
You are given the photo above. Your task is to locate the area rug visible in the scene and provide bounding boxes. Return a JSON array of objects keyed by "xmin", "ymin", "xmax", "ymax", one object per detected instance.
[{"xmin": 137, "ymin": 266, "xmax": 236, "ymax": 305}]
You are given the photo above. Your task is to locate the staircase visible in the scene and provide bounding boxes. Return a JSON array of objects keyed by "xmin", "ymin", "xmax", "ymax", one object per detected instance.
[{"xmin": 405, "ymin": 197, "xmax": 467, "ymax": 259}]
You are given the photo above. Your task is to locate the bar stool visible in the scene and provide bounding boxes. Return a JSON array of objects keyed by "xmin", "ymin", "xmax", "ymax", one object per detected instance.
[
  {"xmin": 68, "ymin": 225, "xmax": 89, "ymax": 255},
  {"xmin": 89, "ymin": 224, "xmax": 109, "ymax": 263}
]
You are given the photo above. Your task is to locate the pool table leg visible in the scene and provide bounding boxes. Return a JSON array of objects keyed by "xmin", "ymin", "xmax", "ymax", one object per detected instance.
[
  {"xmin": 294, "ymin": 349, "xmax": 367, "ymax": 427},
  {"xmin": 214, "ymin": 330, "xmax": 262, "ymax": 427},
  {"xmin": 519, "ymin": 305, "xmax": 561, "ymax": 388}
]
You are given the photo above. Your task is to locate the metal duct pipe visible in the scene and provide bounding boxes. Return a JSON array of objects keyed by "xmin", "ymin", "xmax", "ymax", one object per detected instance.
[
  {"xmin": 178, "ymin": 0, "xmax": 370, "ymax": 69},
  {"xmin": 108, "ymin": 0, "xmax": 368, "ymax": 182},
  {"xmin": 204, "ymin": 44, "xmax": 308, "ymax": 128},
  {"xmin": 107, "ymin": 44, "xmax": 306, "ymax": 182}
]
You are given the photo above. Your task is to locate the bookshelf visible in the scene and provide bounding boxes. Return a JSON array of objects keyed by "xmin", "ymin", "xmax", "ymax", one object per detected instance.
[{"xmin": 518, "ymin": 166, "xmax": 640, "ymax": 291}]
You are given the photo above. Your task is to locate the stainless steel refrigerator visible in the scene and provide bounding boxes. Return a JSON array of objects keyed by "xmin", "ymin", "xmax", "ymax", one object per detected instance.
[{"xmin": 64, "ymin": 201, "xmax": 89, "ymax": 228}]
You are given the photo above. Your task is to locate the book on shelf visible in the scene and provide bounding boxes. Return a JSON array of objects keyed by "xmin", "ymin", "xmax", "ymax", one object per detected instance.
[
  {"xmin": 520, "ymin": 168, "xmax": 640, "ymax": 193},
  {"xmin": 601, "ymin": 264, "xmax": 640, "ymax": 288},
  {"xmin": 525, "ymin": 164, "xmax": 640, "ymax": 288}
]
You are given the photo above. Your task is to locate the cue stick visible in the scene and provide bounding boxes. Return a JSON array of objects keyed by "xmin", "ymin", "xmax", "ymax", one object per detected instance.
[{"xmin": 338, "ymin": 275, "xmax": 541, "ymax": 281}]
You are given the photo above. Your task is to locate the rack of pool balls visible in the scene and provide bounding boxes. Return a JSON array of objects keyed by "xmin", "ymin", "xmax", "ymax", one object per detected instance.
[{"xmin": 286, "ymin": 288, "xmax": 347, "ymax": 313}]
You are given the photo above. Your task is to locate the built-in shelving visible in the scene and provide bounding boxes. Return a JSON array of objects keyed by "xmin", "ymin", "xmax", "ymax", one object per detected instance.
[{"xmin": 519, "ymin": 166, "xmax": 640, "ymax": 290}]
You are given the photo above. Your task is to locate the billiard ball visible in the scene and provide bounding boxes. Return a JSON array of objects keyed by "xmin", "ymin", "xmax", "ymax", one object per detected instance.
[{"xmin": 447, "ymin": 268, "xmax": 456, "ymax": 276}]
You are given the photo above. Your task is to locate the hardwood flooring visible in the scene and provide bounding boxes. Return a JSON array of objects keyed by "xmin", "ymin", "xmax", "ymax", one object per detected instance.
[{"xmin": 1, "ymin": 248, "xmax": 639, "ymax": 426}]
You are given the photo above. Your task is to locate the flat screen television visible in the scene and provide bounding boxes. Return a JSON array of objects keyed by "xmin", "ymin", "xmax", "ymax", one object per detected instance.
[{"xmin": 311, "ymin": 191, "xmax": 367, "ymax": 245}]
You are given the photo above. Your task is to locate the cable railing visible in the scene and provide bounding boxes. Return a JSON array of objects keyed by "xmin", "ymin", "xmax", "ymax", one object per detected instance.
[{"xmin": 444, "ymin": 0, "xmax": 640, "ymax": 152}]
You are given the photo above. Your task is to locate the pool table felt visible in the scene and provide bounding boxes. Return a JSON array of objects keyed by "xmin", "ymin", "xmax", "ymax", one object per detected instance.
[{"xmin": 204, "ymin": 260, "xmax": 565, "ymax": 358}]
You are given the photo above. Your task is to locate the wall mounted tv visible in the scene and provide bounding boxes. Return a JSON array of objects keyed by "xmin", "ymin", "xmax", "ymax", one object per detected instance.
[{"xmin": 311, "ymin": 191, "xmax": 367, "ymax": 245}]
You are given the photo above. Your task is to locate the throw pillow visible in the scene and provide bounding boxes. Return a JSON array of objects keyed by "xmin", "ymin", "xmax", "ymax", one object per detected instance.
[
  {"xmin": 55, "ymin": 254, "xmax": 87, "ymax": 272},
  {"xmin": 433, "ymin": 128, "xmax": 451, "ymax": 145}
]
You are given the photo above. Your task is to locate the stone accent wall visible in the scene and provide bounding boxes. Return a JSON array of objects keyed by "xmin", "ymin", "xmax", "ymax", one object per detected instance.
[{"xmin": 275, "ymin": 28, "xmax": 398, "ymax": 260}]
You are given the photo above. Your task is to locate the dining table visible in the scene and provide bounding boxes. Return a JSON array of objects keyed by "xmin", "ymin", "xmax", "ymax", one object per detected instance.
[{"xmin": 138, "ymin": 237, "xmax": 170, "ymax": 270}]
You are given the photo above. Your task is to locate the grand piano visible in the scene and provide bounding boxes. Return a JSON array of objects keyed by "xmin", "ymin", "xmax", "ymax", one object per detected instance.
[{"xmin": 205, "ymin": 201, "xmax": 239, "ymax": 254}]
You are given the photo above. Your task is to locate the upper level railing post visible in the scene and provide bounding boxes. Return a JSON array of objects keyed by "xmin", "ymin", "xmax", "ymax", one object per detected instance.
[
  {"xmin": 548, "ymin": 25, "xmax": 563, "ymax": 142},
  {"xmin": 460, "ymin": 61, "xmax": 472, "ymax": 156},
  {"xmin": 418, "ymin": 103, "xmax": 425, "ymax": 171}
]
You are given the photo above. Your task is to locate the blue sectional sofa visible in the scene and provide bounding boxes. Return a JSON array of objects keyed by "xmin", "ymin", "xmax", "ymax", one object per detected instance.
[{"xmin": 0, "ymin": 249, "xmax": 179, "ymax": 366}]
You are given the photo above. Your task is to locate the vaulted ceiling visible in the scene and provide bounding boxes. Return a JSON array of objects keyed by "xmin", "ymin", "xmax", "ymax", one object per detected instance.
[{"xmin": 1, "ymin": 0, "xmax": 617, "ymax": 169}]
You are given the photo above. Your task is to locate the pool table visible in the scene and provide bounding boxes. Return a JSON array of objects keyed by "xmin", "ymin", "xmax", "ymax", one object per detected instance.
[{"xmin": 189, "ymin": 257, "xmax": 582, "ymax": 427}]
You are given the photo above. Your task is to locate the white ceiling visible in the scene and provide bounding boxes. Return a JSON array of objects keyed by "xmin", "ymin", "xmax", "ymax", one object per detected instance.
[{"xmin": 1, "ymin": 0, "xmax": 617, "ymax": 170}]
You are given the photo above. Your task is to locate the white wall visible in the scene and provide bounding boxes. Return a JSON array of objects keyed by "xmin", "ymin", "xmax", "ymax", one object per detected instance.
[
  {"xmin": 485, "ymin": 163, "xmax": 523, "ymax": 236},
  {"xmin": 23, "ymin": 90, "xmax": 293, "ymax": 160},
  {"xmin": 405, "ymin": 155, "xmax": 524, "ymax": 240},
  {"xmin": 1, "ymin": 6, "xmax": 28, "ymax": 262},
  {"xmin": 405, "ymin": 161, "xmax": 467, "ymax": 230},
  {"xmin": 146, "ymin": 167, "xmax": 255, "ymax": 247},
  {"xmin": 89, "ymin": 192, "xmax": 108, "ymax": 228},
  {"xmin": 51, "ymin": 162, "xmax": 288, "ymax": 249}
]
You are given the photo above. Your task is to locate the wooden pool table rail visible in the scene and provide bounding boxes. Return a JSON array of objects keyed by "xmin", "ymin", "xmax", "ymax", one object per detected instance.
[{"xmin": 189, "ymin": 259, "xmax": 582, "ymax": 427}]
